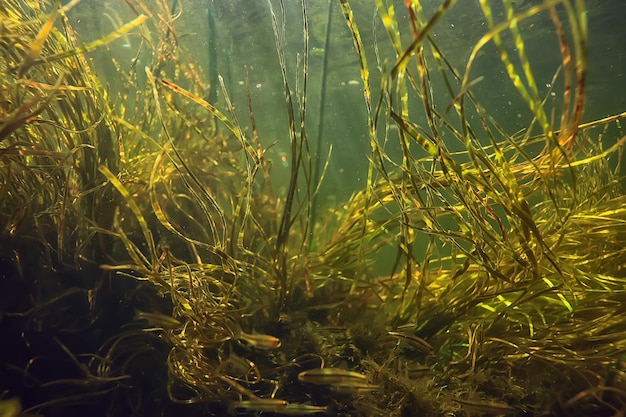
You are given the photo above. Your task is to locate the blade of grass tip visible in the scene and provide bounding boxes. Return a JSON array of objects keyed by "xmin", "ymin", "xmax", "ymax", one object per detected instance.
[
  {"xmin": 34, "ymin": 14, "xmax": 148, "ymax": 67},
  {"xmin": 476, "ymin": 0, "xmax": 556, "ymax": 144},
  {"xmin": 391, "ymin": 0, "xmax": 457, "ymax": 81},
  {"xmin": 568, "ymin": 111, "xmax": 626, "ymax": 132},
  {"xmin": 17, "ymin": 6, "xmax": 58, "ymax": 78},
  {"xmin": 375, "ymin": 0, "xmax": 403, "ymax": 57},
  {"xmin": 59, "ymin": 0, "xmax": 81, "ymax": 15},
  {"xmin": 99, "ymin": 165, "xmax": 157, "ymax": 267},
  {"xmin": 502, "ymin": 0, "xmax": 550, "ymax": 129},
  {"xmin": 104, "ymin": 10, "xmax": 132, "ymax": 48}
]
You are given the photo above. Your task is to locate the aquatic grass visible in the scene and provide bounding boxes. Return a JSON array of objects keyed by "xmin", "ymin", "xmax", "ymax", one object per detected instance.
[
  {"xmin": 3, "ymin": 0, "xmax": 626, "ymax": 415},
  {"xmin": 91, "ymin": 0, "xmax": 344, "ymax": 407},
  {"xmin": 0, "ymin": 2, "xmax": 176, "ymax": 415},
  {"xmin": 0, "ymin": 0, "xmax": 149, "ymax": 270},
  {"xmin": 335, "ymin": 0, "xmax": 626, "ymax": 413}
]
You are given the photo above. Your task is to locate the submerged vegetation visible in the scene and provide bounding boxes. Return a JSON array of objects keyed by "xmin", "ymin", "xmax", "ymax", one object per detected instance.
[{"xmin": 1, "ymin": 0, "xmax": 625, "ymax": 416}]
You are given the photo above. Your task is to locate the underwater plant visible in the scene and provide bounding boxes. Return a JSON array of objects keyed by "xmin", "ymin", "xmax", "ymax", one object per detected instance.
[{"xmin": 1, "ymin": 0, "xmax": 625, "ymax": 416}]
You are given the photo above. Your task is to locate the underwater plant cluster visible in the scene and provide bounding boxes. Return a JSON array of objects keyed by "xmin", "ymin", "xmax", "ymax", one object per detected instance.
[{"xmin": 1, "ymin": 0, "xmax": 625, "ymax": 416}]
